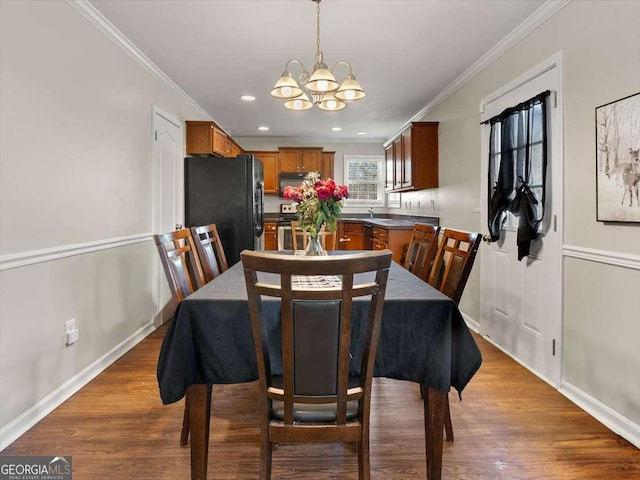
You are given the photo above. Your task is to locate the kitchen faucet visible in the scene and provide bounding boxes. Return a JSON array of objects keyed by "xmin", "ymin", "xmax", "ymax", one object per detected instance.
[{"xmin": 368, "ymin": 208, "xmax": 374, "ymax": 219}]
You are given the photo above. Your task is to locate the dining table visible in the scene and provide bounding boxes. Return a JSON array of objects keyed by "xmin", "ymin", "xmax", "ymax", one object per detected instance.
[{"xmin": 157, "ymin": 252, "xmax": 482, "ymax": 480}]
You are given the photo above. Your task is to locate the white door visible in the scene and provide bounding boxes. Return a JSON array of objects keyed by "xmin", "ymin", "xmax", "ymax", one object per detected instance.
[
  {"xmin": 480, "ymin": 52, "xmax": 563, "ymax": 385},
  {"xmin": 151, "ymin": 106, "xmax": 183, "ymax": 325}
]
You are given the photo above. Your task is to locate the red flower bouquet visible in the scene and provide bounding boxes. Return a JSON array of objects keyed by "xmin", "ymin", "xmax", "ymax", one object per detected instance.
[{"xmin": 282, "ymin": 171, "xmax": 349, "ymax": 239}]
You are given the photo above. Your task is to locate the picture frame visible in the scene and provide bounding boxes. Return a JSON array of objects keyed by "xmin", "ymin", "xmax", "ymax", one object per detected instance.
[{"xmin": 595, "ymin": 92, "xmax": 640, "ymax": 223}]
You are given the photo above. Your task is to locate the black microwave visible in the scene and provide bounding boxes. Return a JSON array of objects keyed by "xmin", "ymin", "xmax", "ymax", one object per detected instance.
[{"xmin": 279, "ymin": 172, "xmax": 306, "ymax": 197}]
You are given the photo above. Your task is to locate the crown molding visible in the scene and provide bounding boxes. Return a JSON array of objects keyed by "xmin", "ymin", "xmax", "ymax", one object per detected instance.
[
  {"xmin": 66, "ymin": 0, "xmax": 214, "ymax": 123},
  {"xmin": 384, "ymin": 0, "xmax": 572, "ymax": 146}
]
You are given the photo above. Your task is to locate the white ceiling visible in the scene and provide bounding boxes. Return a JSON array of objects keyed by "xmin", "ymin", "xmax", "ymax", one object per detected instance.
[{"xmin": 90, "ymin": 0, "xmax": 546, "ymax": 143}]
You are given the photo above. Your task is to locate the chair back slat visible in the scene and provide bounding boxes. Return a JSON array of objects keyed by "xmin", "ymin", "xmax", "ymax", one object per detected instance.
[
  {"xmin": 428, "ymin": 228, "xmax": 481, "ymax": 305},
  {"xmin": 154, "ymin": 228, "xmax": 205, "ymax": 303},
  {"xmin": 403, "ymin": 223, "xmax": 441, "ymax": 281},
  {"xmin": 190, "ymin": 224, "xmax": 228, "ymax": 283}
]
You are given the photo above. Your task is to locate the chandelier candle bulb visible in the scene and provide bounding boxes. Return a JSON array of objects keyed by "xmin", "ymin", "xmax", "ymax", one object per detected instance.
[{"xmin": 271, "ymin": 0, "xmax": 365, "ymax": 111}]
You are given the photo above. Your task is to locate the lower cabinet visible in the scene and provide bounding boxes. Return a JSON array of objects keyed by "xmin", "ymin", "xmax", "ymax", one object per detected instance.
[
  {"xmin": 263, "ymin": 222, "xmax": 277, "ymax": 250},
  {"xmin": 372, "ymin": 226, "xmax": 412, "ymax": 264},
  {"xmin": 337, "ymin": 222, "xmax": 364, "ymax": 250},
  {"xmin": 337, "ymin": 221, "xmax": 413, "ymax": 263}
]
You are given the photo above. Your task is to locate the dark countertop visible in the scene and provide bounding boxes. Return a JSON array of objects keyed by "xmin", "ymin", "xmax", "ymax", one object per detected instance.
[{"xmin": 264, "ymin": 213, "xmax": 439, "ymax": 230}]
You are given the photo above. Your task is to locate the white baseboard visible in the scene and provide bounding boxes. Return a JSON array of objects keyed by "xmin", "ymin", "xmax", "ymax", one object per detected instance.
[
  {"xmin": 478, "ymin": 331, "xmax": 639, "ymax": 449},
  {"xmin": 461, "ymin": 311, "xmax": 480, "ymax": 333},
  {"xmin": 559, "ymin": 381, "xmax": 640, "ymax": 449},
  {"xmin": 0, "ymin": 321, "xmax": 156, "ymax": 451}
]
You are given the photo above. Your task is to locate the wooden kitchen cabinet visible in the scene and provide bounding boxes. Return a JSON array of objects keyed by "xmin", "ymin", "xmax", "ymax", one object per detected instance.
[
  {"xmin": 186, "ymin": 120, "xmax": 241, "ymax": 157},
  {"xmin": 385, "ymin": 122, "xmax": 439, "ymax": 192},
  {"xmin": 385, "ymin": 144, "xmax": 394, "ymax": 191},
  {"xmin": 372, "ymin": 226, "xmax": 412, "ymax": 264},
  {"xmin": 249, "ymin": 151, "xmax": 279, "ymax": 194},
  {"xmin": 321, "ymin": 152, "xmax": 335, "ymax": 179},
  {"xmin": 263, "ymin": 222, "xmax": 277, "ymax": 250},
  {"xmin": 337, "ymin": 221, "xmax": 364, "ymax": 250},
  {"xmin": 278, "ymin": 147, "xmax": 322, "ymax": 174},
  {"xmin": 231, "ymin": 143, "xmax": 242, "ymax": 157},
  {"xmin": 393, "ymin": 137, "xmax": 402, "ymax": 190}
]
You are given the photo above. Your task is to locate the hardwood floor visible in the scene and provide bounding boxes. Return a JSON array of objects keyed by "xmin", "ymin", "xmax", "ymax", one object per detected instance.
[{"xmin": 2, "ymin": 323, "xmax": 638, "ymax": 479}]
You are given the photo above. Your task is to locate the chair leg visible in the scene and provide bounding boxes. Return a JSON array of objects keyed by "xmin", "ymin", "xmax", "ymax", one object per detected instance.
[
  {"xmin": 357, "ymin": 438, "xmax": 370, "ymax": 480},
  {"xmin": 444, "ymin": 395, "xmax": 454, "ymax": 442},
  {"xmin": 261, "ymin": 440, "xmax": 272, "ymax": 480},
  {"xmin": 180, "ymin": 393, "xmax": 190, "ymax": 446}
]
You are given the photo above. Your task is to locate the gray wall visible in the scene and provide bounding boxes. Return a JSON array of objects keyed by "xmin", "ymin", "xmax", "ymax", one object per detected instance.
[
  {"xmin": 404, "ymin": 0, "xmax": 640, "ymax": 429},
  {"xmin": 0, "ymin": 0, "xmax": 203, "ymax": 438},
  {"xmin": 1, "ymin": 0, "xmax": 638, "ymax": 448}
]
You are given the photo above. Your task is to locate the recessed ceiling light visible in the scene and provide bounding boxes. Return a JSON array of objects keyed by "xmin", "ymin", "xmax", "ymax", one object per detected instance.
[
  {"xmin": 258, "ymin": 126, "xmax": 269, "ymax": 131},
  {"xmin": 357, "ymin": 131, "xmax": 367, "ymax": 135},
  {"xmin": 240, "ymin": 95, "xmax": 256, "ymax": 101},
  {"xmin": 332, "ymin": 127, "xmax": 342, "ymax": 131}
]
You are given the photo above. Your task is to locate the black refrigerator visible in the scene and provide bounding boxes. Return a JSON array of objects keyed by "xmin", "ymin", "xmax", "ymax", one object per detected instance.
[{"xmin": 185, "ymin": 155, "xmax": 264, "ymax": 266}]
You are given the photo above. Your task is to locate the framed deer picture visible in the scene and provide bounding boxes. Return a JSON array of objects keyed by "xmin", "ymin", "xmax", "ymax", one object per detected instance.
[{"xmin": 595, "ymin": 92, "xmax": 640, "ymax": 223}]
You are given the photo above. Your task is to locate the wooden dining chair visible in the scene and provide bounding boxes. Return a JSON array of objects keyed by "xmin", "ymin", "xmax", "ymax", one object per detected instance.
[
  {"xmin": 154, "ymin": 228, "xmax": 206, "ymax": 302},
  {"xmin": 403, "ymin": 223, "xmax": 441, "ymax": 282},
  {"xmin": 241, "ymin": 250, "xmax": 392, "ymax": 480},
  {"xmin": 190, "ymin": 223, "xmax": 229, "ymax": 283},
  {"xmin": 428, "ymin": 228, "xmax": 481, "ymax": 305},
  {"xmin": 153, "ymin": 228, "xmax": 206, "ymax": 446},
  {"xmin": 291, "ymin": 220, "xmax": 338, "ymax": 252},
  {"xmin": 427, "ymin": 228, "xmax": 481, "ymax": 442}
]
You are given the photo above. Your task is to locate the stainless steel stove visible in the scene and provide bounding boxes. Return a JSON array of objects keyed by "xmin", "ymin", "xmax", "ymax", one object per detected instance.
[{"xmin": 277, "ymin": 203, "xmax": 298, "ymax": 249}]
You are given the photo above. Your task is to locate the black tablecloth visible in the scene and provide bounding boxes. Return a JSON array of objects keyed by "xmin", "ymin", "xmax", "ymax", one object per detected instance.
[{"xmin": 157, "ymin": 260, "xmax": 481, "ymax": 405}]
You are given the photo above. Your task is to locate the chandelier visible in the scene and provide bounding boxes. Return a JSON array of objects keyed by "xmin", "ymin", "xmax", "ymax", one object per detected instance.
[{"xmin": 270, "ymin": 0, "xmax": 366, "ymax": 112}]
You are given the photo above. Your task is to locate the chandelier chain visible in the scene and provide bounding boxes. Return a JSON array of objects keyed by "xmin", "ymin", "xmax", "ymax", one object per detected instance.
[
  {"xmin": 270, "ymin": 0, "xmax": 365, "ymax": 111},
  {"xmin": 316, "ymin": 1, "xmax": 321, "ymax": 57}
]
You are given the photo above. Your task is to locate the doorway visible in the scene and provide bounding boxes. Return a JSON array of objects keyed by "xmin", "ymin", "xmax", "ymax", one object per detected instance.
[
  {"xmin": 151, "ymin": 105, "xmax": 183, "ymax": 325},
  {"xmin": 480, "ymin": 52, "xmax": 564, "ymax": 385}
]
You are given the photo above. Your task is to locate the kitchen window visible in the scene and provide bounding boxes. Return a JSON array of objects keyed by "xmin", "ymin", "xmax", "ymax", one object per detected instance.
[{"xmin": 343, "ymin": 155, "xmax": 385, "ymax": 207}]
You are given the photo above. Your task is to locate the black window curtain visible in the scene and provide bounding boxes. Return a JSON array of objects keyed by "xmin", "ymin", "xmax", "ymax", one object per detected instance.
[{"xmin": 486, "ymin": 90, "xmax": 550, "ymax": 260}]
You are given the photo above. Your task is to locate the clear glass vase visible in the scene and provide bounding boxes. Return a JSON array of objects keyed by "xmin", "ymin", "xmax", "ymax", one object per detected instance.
[{"xmin": 305, "ymin": 233, "xmax": 325, "ymax": 256}]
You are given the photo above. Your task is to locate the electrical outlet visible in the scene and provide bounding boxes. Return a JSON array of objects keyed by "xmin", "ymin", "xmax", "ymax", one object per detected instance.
[
  {"xmin": 430, "ymin": 199, "xmax": 436, "ymax": 211},
  {"xmin": 65, "ymin": 318, "xmax": 79, "ymax": 346},
  {"xmin": 65, "ymin": 319, "xmax": 76, "ymax": 334}
]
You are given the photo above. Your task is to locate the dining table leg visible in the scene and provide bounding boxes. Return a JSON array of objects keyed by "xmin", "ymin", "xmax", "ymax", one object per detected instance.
[
  {"xmin": 188, "ymin": 384, "xmax": 212, "ymax": 480},
  {"xmin": 423, "ymin": 386, "xmax": 446, "ymax": 480}
]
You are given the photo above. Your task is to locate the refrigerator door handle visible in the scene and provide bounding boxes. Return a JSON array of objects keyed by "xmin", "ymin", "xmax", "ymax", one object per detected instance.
[{"xmin": 255, "ymin": 181, "xmax": 264, "ymax": 237}]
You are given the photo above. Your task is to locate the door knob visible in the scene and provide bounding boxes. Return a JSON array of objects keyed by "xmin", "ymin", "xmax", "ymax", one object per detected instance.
[
  {"xmin": 175, "ymin": 224, "xmax": 183, "ymax": 230},
  {"xmin": 482, "ymin": 235, "xmax": 493, "ymax": 243}
]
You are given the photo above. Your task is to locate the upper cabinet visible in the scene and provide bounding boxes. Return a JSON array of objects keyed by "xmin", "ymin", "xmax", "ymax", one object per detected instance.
[
  {"xmin": 251, "ymin": 151, "xmax": 279, "ymax": 194},
  {"xmin": 385, "ymin": 122, "xmax": 439, "ymax": 192},
  {"xmin": 278, "ymin": 147, "xmax": 321, "ymax": 174},
  {"xmin": 245, "ymin": 147, "xmax": 335, "ymax": 195},
  {"xmin": 321, "ymin": 152, "xmax": 335, "ymax": 180},
  {"xmin": 185, "ymin": 121, "xmax": 243, "ymax": 157}
]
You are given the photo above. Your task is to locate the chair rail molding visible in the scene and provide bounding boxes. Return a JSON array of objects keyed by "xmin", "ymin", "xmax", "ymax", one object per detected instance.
[
  {"xmin": 0, "ymin": 233, "xmax": 153, "ymax": 271},
  {"xmin": 563, "ymin": 245, "xmax": 640, "ymax": 270}
]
